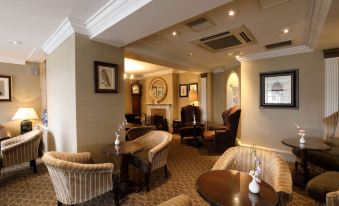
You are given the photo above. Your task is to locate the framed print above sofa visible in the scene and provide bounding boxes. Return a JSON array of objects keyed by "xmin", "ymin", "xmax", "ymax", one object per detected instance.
[
  {"xmin": 260, "ymin": 69, "xmax": 298, "ymax": 108},
  {"xmin": 0, "ymin": 75, "xmax": 12, "ymax": 101}
]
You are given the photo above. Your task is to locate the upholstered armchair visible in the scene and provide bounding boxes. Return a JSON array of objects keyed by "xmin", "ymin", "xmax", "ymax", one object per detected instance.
[
  {"xmin": 130, "ymin": 131, "xmax": 172, "ymax": 191},
  {"xmin": 212, "ymin": 146, "xmax": 292, "ymax": 206},
  {"xmin": 42, "ymin": 152, "xmax": 119, "ymax": 206},
  {"xmin": 157, "ymin": 195, "xmax": 192, "ymax": 206},
  {"xmin": 125, "ymin": 125, "xmax": 157, "ymax": 141},
  {"xmin": 179, "ymin": 105, "xmax": 204, "ymax": 143},
  {"xmin": 203, "ymin": 108, "xmax": 241, "ymax": 153},
  {"xmin": 0, "ymin": 130, "xmax": 42, "ymax": 173}
]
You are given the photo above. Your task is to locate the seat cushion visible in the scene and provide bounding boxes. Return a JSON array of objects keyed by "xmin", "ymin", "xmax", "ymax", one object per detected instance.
[
  {"xmin": 130, "ymin": 149, "xmax": 151, "ymax": 173},
  {"xmin": 203, "ymin": 130, "xmax": 215, "ymax": 141},
  {"xmin": 307, "ymin": 171, "xmax": 339, "ymax": 202}
]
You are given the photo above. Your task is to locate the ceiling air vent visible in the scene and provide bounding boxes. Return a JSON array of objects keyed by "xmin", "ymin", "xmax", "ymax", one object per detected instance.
[
  {"xmin": 185, "ymin": 16, "xmax": 215, "ymax": 32},
  {"xmin": 191, "ymin": 25, "xmax": 256, "ymax": 53},
  {"xmin": 265, "ymin": 40, "xmax": 292, "ymax": 49}
]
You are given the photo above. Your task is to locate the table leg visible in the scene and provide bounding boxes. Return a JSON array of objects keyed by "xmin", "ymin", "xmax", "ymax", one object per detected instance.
[
  {"xmin": 293, "ymin": 149, "xmax": 310, "ymax": 187},
  {"xmin": 119, "ymin": 155, "xmax": 141, "ymax": 197}
]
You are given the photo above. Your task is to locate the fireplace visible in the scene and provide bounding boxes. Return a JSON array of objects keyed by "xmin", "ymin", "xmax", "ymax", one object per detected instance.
[{"xmin": 146, "ymin": 104, "xmax": 172, "ymax": 132}]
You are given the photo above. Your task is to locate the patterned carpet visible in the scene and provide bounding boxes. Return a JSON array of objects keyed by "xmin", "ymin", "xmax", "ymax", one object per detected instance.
[{"xmin": 0, "ymin": 135, "xmax": 314, "ymax": 206}]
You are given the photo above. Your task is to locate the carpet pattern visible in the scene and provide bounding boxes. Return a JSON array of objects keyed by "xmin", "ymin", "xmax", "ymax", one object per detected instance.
[{"xmin": 0, "ymin": 135, "xmax": 314, "ymax": 206}]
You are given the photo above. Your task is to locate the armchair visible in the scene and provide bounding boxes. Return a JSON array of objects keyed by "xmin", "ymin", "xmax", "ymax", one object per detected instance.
[
  {"xmin": 130, "ymin": 131, "xmax": 172, "ymax": 191},
  {"xmin": 212, "ymin": 146, "xmax": 292, "ymax": 206},
  {"xmin": 42, "ymin": 151, "xmax": 119, "ymax": 206},
  {"xmin": 0, "ymin": 130, "xmax": 41, "ymax": 173},
  {"xmin": 125, "ymin": 125, "xmax": 156, "ymax": 141},
  {"xmin": 179, "ymin": 105, "xmax": 204, "ymax": 143},
  {"xmin": 157, "ymin": 195, "xmax": 192, "ymax": 206}
]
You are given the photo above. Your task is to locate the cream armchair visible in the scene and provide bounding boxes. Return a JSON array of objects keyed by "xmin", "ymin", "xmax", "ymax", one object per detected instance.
[
  {"xmin": 42, "ymin": 152, "xmax": 119, "ymax": 206},
  {"xmin": 0, "ymin": 130, "xmax": 42, "ymax": 173},
  {"xmin": 131, "ymin": 130, "xmax": 172, "ymax": 191},
  {"xmin": 212, "ymin": 146, "xmax": 292, "ymax": 206},
  {"xmin": 157, "ymin": 195, "xmax": 192, "ymax": 206}
]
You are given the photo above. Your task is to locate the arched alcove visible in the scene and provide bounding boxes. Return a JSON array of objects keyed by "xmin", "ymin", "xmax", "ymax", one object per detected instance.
[{"xmin": 226, "ymin": 72, "xmax": 240, "ymax": 109}]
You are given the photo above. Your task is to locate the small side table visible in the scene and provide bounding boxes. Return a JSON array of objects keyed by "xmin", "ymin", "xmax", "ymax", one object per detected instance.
[{"xmin": 282, "ymin": 138, "xmax": 331, "ymax": 187}]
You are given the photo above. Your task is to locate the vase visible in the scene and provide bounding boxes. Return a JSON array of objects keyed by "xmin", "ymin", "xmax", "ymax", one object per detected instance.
[
  {"xmin": 299, "ymin": 134, "xmax": 306, "ymax": 144},
  {"xmin": 249, "ymin": 176, "xmax": 260, "ymax": 194},
  {"xmin": 115, "ymin": 134, "xmax": 120, "ymax": 145}
]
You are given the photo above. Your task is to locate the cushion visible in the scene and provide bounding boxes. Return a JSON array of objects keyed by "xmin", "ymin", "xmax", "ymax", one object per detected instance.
[
  {"xmin": 203, "ymin": 130, "xmax": 215, "ymax": 140},
  {"xmin": 307, "ymin": 171, "xmax": 339, "ymax": 203},
  {"xmin": 326, "ymin": 138, "xmax": 339, "ymax": 147}
]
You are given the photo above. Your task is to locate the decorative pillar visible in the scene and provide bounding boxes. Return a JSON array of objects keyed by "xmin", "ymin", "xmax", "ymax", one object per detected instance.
[{"xmin": 323, "ymin": 48, "xmax": 339, "ymax": 116}]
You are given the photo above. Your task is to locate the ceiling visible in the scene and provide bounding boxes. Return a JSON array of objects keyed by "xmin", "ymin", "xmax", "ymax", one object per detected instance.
[
  {"xmin": 0, "ymin": 0, "xmax": 337, "ymax": 74},
  {"xmin": 124, "ymin": 58, "xmax": 174, "ymax": 75},
  {"xmin": 125, "ymin": 0, "xmax": 314, "ymax": 73}
]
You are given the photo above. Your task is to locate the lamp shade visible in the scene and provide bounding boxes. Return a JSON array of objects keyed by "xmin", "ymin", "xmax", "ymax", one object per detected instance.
[
  {"xmin": 12, "ymin": 108, "xmax": 39, "ymax": 120},
  {"xmin": 189, "ymin": 90, "xmax": 198, "ymax": 102}
]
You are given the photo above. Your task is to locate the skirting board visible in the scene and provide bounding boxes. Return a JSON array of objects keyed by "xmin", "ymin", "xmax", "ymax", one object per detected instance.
[{"xmin": 236, "ymin": 139, "xmax": 296, "ymax": 162}]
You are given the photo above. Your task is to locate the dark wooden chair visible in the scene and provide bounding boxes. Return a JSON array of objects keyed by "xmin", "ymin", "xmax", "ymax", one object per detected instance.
[
  {"xmin": 203, "ymin": 108, "xmax": 241, "ymax": 154},
  {"xmin": 179, "ymin": 105, "xmax": 204, "ymax": 143}
]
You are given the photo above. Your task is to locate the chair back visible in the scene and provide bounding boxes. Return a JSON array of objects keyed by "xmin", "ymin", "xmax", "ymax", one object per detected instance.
[
  {"xmin": 228, "ymin": 109, "xmax": 241, "ymax": 141},
  {"xmin": 181, "ymin": 105, "xmax": 200, "ymax": 124},
  {"xmin": 222, "ymin": 105, "xmax": 239, "ymax": 126},
  {"xmin": 323, "ymin": 111, "xmax": 339, "ymax": 140},
  {"xmin": 126, "ymin": 125, "xmax": 156, "ymax": 141}
]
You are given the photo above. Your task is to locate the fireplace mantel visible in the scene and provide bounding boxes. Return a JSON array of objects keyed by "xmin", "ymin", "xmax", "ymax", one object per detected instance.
[{"xmin": 146, "ymin": 104, "xmax": 172, "ymax": 132}]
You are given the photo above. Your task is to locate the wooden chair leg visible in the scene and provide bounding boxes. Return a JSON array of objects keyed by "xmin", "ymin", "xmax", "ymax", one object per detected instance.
[
  {"xmin": 30, "ymin": 160, "xmax": 37, "ymax": 173},
  {"xmin": 113, "ymin": 176, "xmax": 120, "ymax": 206},
  {"xmin": 57, "ymin": 201, "xmax": 62, "ymax": 206},
  {"xmin": 145, "ymin": 173, "xmax": 150, "ymax": 192},
  {"xmin": 164, "ymin": 165, "xmax": 168, "ymax": 178}
]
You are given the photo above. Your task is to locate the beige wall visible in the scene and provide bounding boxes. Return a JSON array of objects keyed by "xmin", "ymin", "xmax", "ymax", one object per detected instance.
[
  {"xmin": 124, "ymin": 80, "xmax": 132, "ymax": 113},
  {"xmin": 75, "ymin": 34, "xmax": 125, "ymax": 160},
  {"xmin": 0, "ymin": 62, "xmax": 41, "ymax": 136},
  {"xmin": 213, "ymin": 72, "xmax": 226, "ymax": 124},
  {"xmin": 46, "ymin": 34, "xmax": 77, "ymax": 152},
  {"xmin": 241, "ymin": 51, "xmax": 324, "ymax": 151}
]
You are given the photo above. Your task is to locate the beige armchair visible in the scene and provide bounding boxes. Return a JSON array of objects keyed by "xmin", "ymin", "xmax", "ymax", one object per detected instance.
[
  {"xmin": 130, "ymin": 130, "xmax": 172, "ymax": 191},
  {"xmin": 42, "ymin": 152, "xmax": 119, "ymax": 206},
  {"xmin": 1, "ymin": 130, "xmax": 42, "ymax": 173},
  {"xmin": 212, "ymin": 146, "xmax": 292, "ymax": 206},
  {"xmin": 125, "ymin": 125, "xmax": 156, "ymax": 141},
  {"xmin": 157, "ymin": 195, "xmax": 192, "ymax": 206}
]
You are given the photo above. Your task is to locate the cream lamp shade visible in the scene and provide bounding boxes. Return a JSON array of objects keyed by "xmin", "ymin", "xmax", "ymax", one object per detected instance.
[
  {"xmin": 12, "ymin": 108, "xmax": 39, "ymax": 120},
  {"xmin": 189, "ymin": 90, "xmax": 198, "ymax": 102}
]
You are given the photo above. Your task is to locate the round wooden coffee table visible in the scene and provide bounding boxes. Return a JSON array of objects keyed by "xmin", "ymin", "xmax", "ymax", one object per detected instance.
[{"xmin": 196, "ymin": 170, "xmax": 277, "ymax": 206}]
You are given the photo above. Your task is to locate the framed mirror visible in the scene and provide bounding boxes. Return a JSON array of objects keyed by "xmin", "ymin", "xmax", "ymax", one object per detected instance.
[{"xmin": 149, "ymin": 77, "xmax": 167, "ymax": 103}]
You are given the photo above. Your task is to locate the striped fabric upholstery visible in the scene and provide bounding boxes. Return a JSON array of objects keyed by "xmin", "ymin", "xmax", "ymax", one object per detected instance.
[
  {"xmin": 132, "ymin": 130, "xmax": 172, "ymax": 171},
  {"xmin": 42, "ymin": 152, "xmax": 114, "ymax": 205},
  {"xmin": 1, "ymin": 130, "xmax": 42, "ymax": 168},
  {"xmin": 125, "ymin": 125, "xmax": 156, "ymax": 141},
  {"xmin": 327, "ymin": 190, "xmax": 339, "ymax": 206},
  {"xmin": 157, "ymin": 195, "xmax": 192, "ymax": 206},
  {"xmin": 212, "ymin": 146, "xmax": 292, "ymax": 206},
  {"xmin": 323, "ymin": 111, "xmax": 339, "ymax": 140}
]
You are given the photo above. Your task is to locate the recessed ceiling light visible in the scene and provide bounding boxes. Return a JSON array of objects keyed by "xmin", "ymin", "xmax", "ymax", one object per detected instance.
[
  {"xmin": 186, "ymin": 52, "xmax": 193, "ymax": 56},
  {"xmin": 171, "ymin": 31, "xmax": 179, "ymax": 36},
  {"xmin": 282, "ymin": 28, "xmax": 289, "ymax": 34},
  {"xmin": 228, "ymin": 9, "xmax": 237, "ymax": 16},
  {"xmin": 8, "ymin": 40, "xmax": 23, "ymax": 45},
  {"xmin": 235, "ymin": 55, "xmax": 240, "ymax": 59}
]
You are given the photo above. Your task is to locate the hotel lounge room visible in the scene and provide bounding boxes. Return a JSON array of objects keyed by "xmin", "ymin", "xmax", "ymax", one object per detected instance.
[{"xmin": 1, "ymin": 0, "xmax": 339, "ymax": 205}]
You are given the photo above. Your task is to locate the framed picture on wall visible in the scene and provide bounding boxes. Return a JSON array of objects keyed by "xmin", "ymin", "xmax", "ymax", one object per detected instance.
[
  {"xmin": 179, "ymin": 84, "xmax": 188, "ymax": 97},
  {"xmin": 94, "ymin": 61, "xmax": 118, "ymax": 93},
  {"xmin": 0, "ymin": 75, "xmax": 12, "ymax": 101},
  {"xmin": 260, "ymin": 69, "xmax": 298, "ymax": 108},
  {"xmin": 189, "ymin": 83, "xmax": 198, "ymax": 92}
]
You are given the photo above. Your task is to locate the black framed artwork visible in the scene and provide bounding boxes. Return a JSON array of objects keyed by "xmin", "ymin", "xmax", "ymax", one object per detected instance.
[
  {"xmin": 189, "ymin": 83, "xmax": 198, "ymax": 92},
  {"xmin": 179, "ymin": 84, "xmax": 188, "ymax": 97},
  {"xmin": 260, "ymin": 69, "xmax": 298, "ymax": 108},
  {"xmin": 94, "ymin": 61, "xmax": 118, "ymax": 93},
  {"xmin": 0, "ymin": 75, "xmax": 12, "ymax": 101}
]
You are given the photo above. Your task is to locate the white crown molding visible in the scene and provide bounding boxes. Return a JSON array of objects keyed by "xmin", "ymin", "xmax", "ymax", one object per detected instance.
[
  {"xmin": 0, "ymin": 55, "xmax": 25, "ymax": 65},
  {"xmin": 26, "ymin": 48, "xmax": 47, "ymax": 63},
  {"xmin": 69, "ymin": 17, "xmax": 89, "ymax": 36},
  {"xmin": 306, "ymin": 0, "xmax": 332, "ymax": 49},
  {"xmin": 41, "ymin": 18, "xmax": 74, "ymax": 55},
  {"xmin": 238, "ymin": 45, "xmax": 313, "ymax": 62},
  {"xmin": 86, "ymin": 0, "xmax": 152, "ymax": 38}
]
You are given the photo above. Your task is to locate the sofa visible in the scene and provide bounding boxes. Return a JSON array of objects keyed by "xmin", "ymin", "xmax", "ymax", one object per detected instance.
[{"xmin": 292, "ymin": 111, "xmax": 339, "ymax": 172}]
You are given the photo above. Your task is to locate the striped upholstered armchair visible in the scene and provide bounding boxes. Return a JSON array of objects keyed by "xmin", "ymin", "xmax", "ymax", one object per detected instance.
[
  {"xmin": 0, "ymin": 130, "xmax": 42, "ymax": 173},
  {"xmin": 125, "ymin": 125, "xmax": 156, "ymax": 141},
  {"xmin": 157, "ymin": 195, "xmax": 192, "ymax": 206},
  {"xmin": 42, "ymin": 152, "xmax": 119, "ymax": 206},
  {"xmin": 130, "ymin": 130, "xmax": 172, "ymax": 191},
  {"xmin": 212, "ymin": 146, "xmax": 292, "ymax": 206}
]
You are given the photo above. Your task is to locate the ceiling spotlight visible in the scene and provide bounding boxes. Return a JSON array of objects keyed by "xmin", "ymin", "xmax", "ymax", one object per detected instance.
[
  {"xmin": 8, "ymin": 40, "xmax": 23, "ymax": 45},
  {"xmin": 228, "ymin": 9, "xmax": 237, "ymax": 16},
  {"xmin": 186, "ymin": 52, "xmax": 193, "ymax": 56},
  {"xmin": 282, "ymin": 28, "xmax": 289, "ymax": 34},
  {"xmin": 235, "ymin": 55, "xmax": 240, "ymax": 59},
  {"xmin": 171, "ymin": 31, "xmax": 179, "ymax": 36}
]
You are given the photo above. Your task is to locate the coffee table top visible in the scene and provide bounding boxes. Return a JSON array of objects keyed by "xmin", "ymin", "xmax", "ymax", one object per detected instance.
[
  {"xmin": 196, "ymin": 170, "xmax": 277, "ymax": 206},
  {"xmin": 282, "ymin": 138, "xmax": 331, "ymax": 151},
  {"xmin": 102, "ymin": 141, "xmax": 144, "ymax": 156}
]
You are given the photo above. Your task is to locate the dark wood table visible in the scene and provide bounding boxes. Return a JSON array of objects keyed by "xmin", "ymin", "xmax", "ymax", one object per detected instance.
[
  {"xmin": 282, "ymin": 138, "xmax": 331, "ymax": 186},
  {"xmin": 103, "ymin": 141, "xmax": 144, "ymax": 197},
  {"xmin": 196, "ymin": 170, "xmax": 277, "ymax": 206}
]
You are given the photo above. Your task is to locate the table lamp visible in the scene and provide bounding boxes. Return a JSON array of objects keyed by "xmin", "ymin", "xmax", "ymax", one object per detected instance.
[
  {"xmin": 189, "ymin": 90, "xmax": 198, "ymax": 106},
  {"xmin": 12, "ymin": 107, "xmax": 39, "ymax": 134}
]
